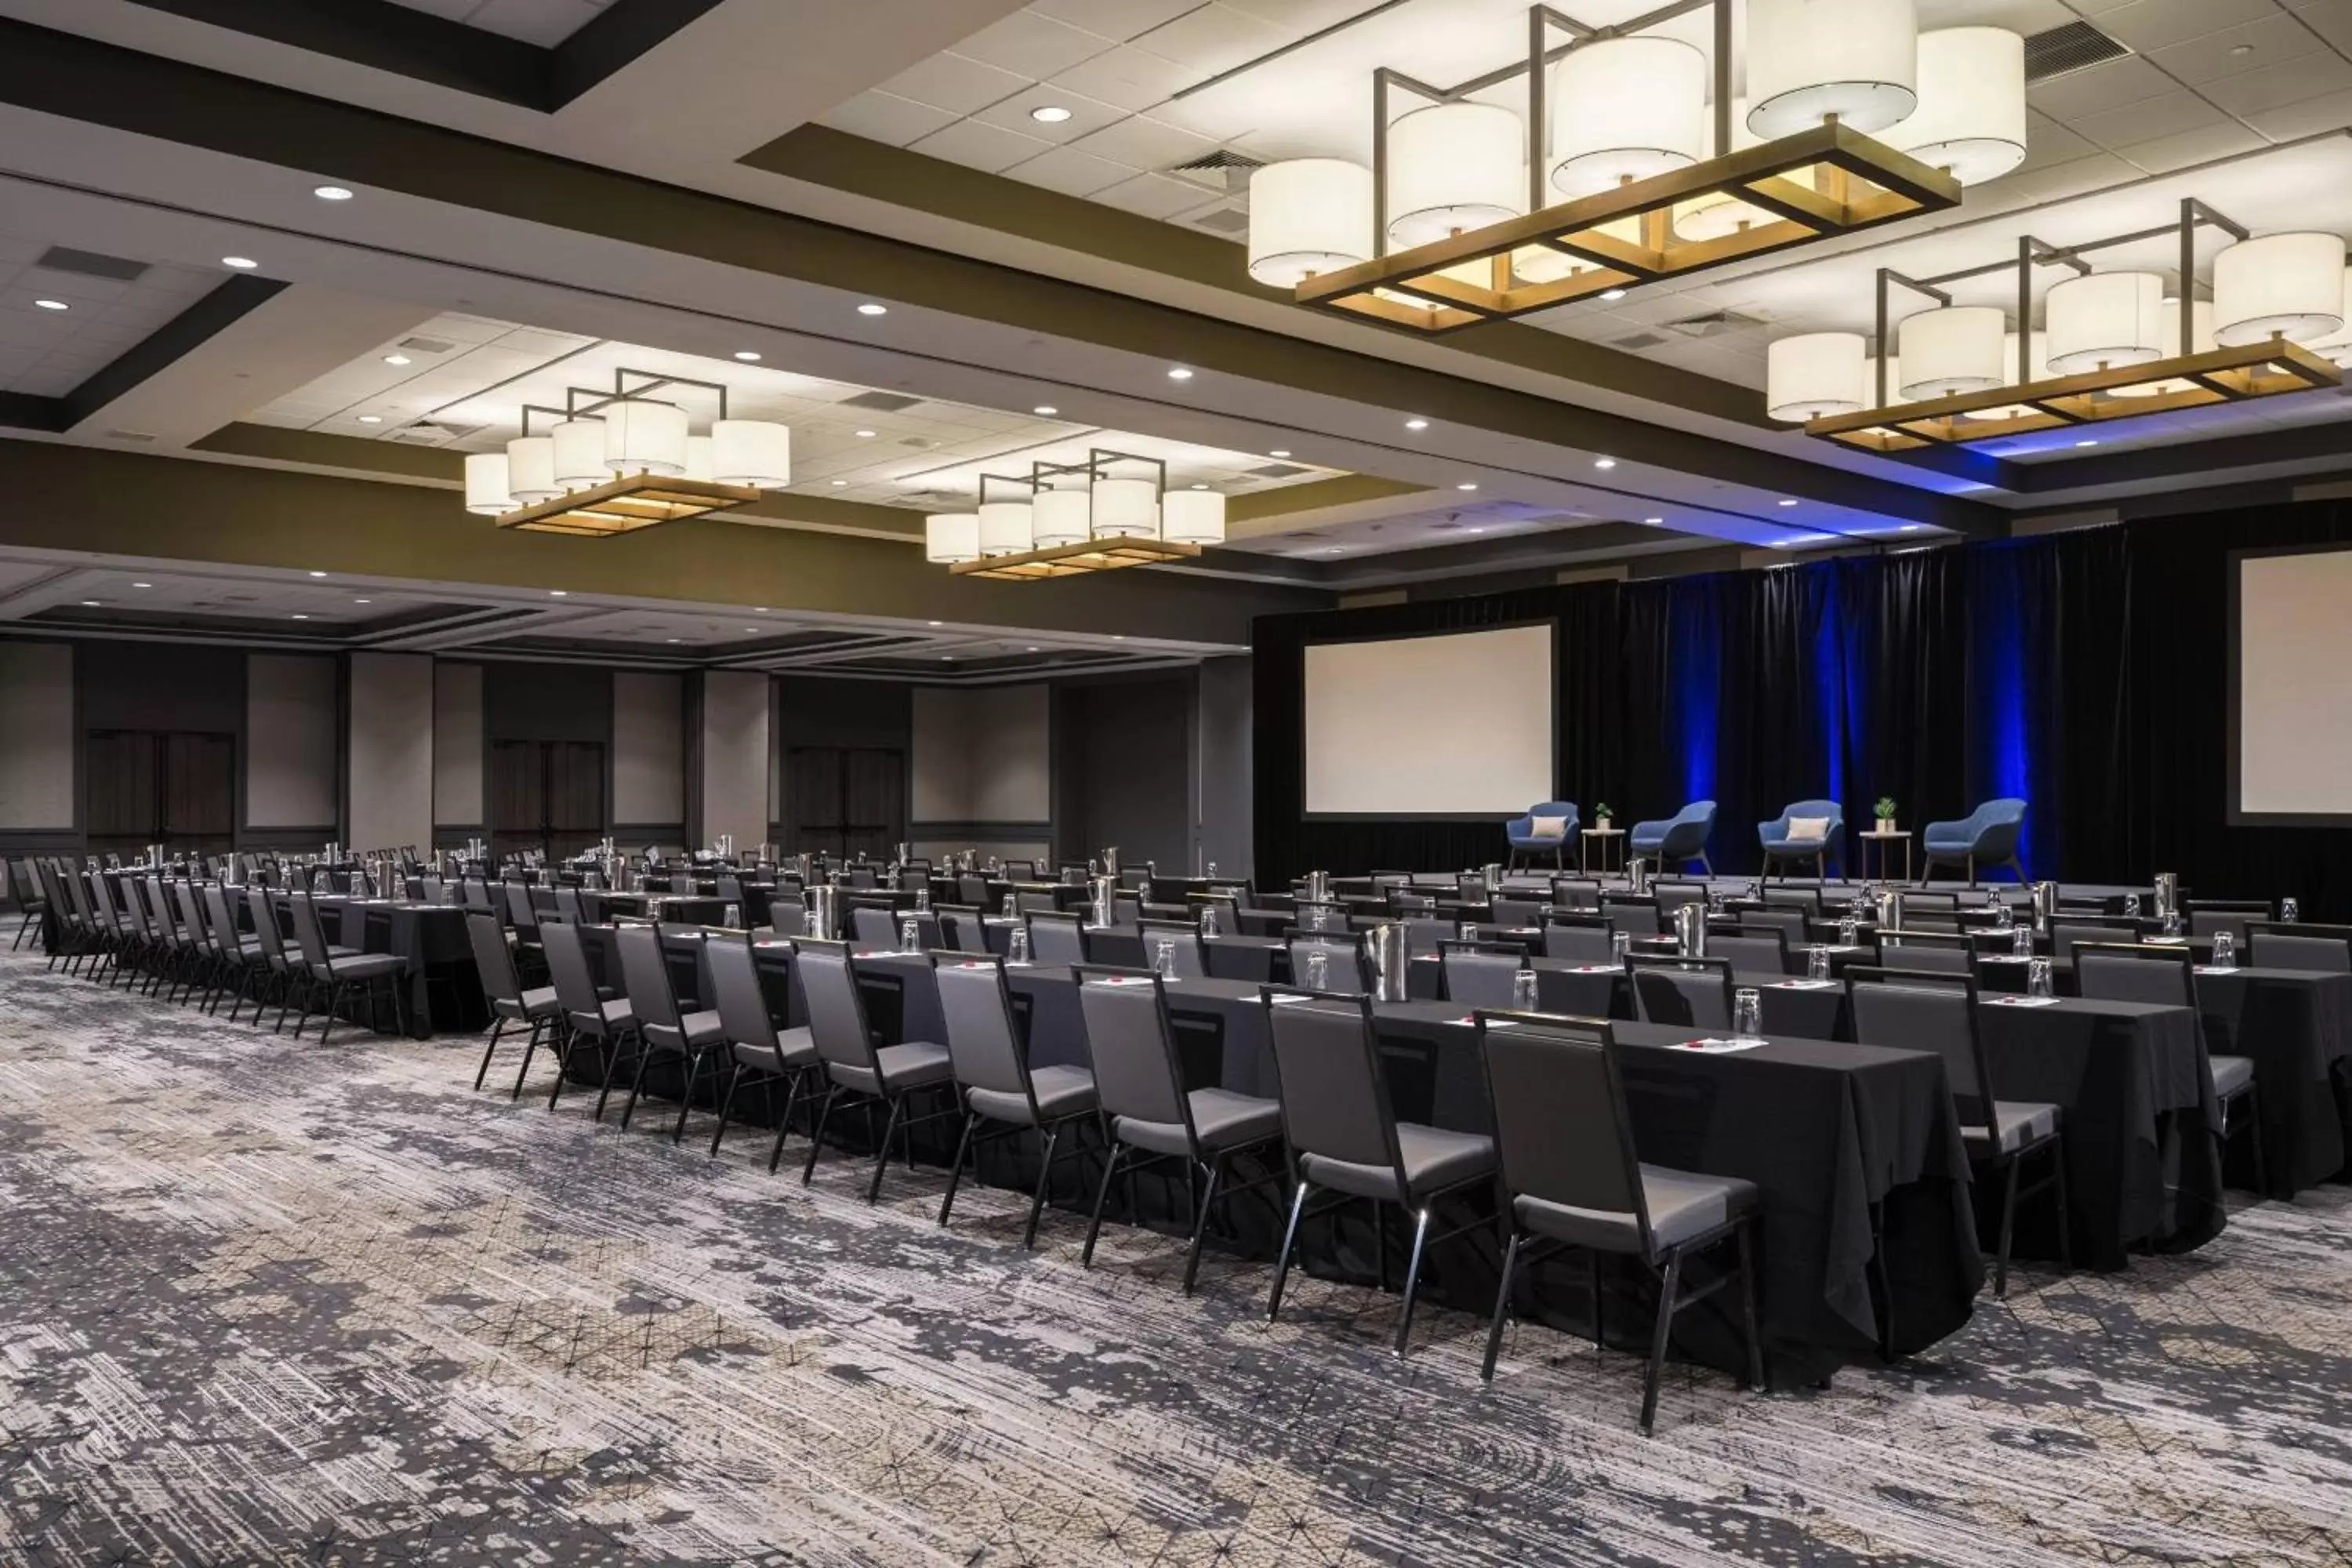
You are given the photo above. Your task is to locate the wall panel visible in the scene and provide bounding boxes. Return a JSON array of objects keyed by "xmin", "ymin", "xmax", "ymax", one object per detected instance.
[
  {"xmin": 348, "ymin": 652, "xmax": 434, "ymax": 850},
  {"xmin": 434, "ymin": 660, "xmax": 484, "ymax": 830},
  {"xmin": 245, "ymin": 652, "xmax": 338, "ymax": 831},
  {"xmin": 613, "ymin": 670, "xmax": 684, "ymax": 834},
  {"xmin": 0, "ymin": 642, "xmax": 74, "ymax": 831}
]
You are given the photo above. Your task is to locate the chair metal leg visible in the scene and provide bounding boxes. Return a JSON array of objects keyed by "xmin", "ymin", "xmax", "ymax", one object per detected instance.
[
  {"xmin": 938, "ymin": 1109, "xmax": 979, "ymax": 1226},
  {"xmin": 671, "ymin": 1050, "xmax": 706, "ymax": 1145},
  {"xmin": 1022, "ymin": 1127, "xmax": 1059, "ymax": 1249},
  {"xmin": 509, "ymin": 1020, "xmax": 546, "ymax": 1101},
  {"xmin": 865, "ymin": 1094, "xmax": 906, "ymax": 1203},
  {"xmin": 1592, "ymin": 1250, "xmax": 1606, "ymax": 1348},
  {"xmin": 474, "ymin": 1018, "xmax": 507, "ymax": 1091},
  {"xmin": 316, "ymin": 981, "xmax": 344, "ymax": 1047},
  {"xmin": 1267, "ymin": 1181, "xmax": 1312, "ymax": 1323},
  {"xmin": 2047, "ymin": 1134, "xmax": 2071, "ymax": 1266},
  {"xmin": 1640, "ymin": 1248, "xmax": 1684, "ymax": 1436},
  {"xmin": 1393, "ymin": 1205, "xmax": 1432, "ymax": 1358},
  {"xmin": 709, "ymin": 1062, "xmax": 743, "ymax": 1156},
  {"xmin": 1736, "ymin": 1220, "xmax": 1764, "ymax": 1391},
  {"xmin": 767, "ymin": 1071, "xmax": 808, "ymax": 1174},
  {"xmin": 1181, "ymin": 1156, "xmax": 1222, "ymax": 1294},
  {"xmin": 617, "ymin": 1038, "xmax": 657, "ymax": 1130},
  {"xmin": 801, "ymin": 1085, "xmax": 838, "ymax": 1184},
  {"xmin": 1480, "ymin": 1230, "xmax": 1524, "ymax": 1381},
  {"xmin": 1080, "ymin": 1142, "xmax": 1125, "ymax": 1269},
  {"xmin": 1992, "ymin": 1152, "xmax": 2021, "ymax": 1298}
]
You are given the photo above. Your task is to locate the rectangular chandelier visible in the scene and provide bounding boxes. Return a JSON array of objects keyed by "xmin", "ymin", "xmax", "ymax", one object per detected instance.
[
  {"xmin": 1808, "ymin": 339, "xmax": 2342, "ymax": 452},
  {"xmin": 1297, "ymin": 122, "xmax": 1960, "ymax": 335},
  {"xmin": 950, "ymin": 536, "xmax": 1203, "ymax": 581},
  {"xmin": 494, "ymin": 474, "xmax": 764, "ymax": 536}
]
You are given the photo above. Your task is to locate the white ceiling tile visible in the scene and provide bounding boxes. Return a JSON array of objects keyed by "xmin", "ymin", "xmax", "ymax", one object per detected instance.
[
  {"xmin": 2149, "ymin": 12, "xmax": 2324, "ymax": 85},
  {"xmin": 875, "ymin": 51, "xmax": 1034, "ymax": 115},
  {"xmin": 1003, "ymin": 145, "xmax": 1138, "ymax": 196},
  {"xmin": 2069, "ymin": 89, "xmax": 2230, "ymax": 151},
  {"xmin": 2013, "ymin": 107, "xmax": 2098, "ymax": 171},
  {"xmin": 1131, "ymin": 2, "xmax": 1290, "ymax": 74},
  {"xmin": 1223, "ymin": 0, "xmax": 1367, "ymax": 27},
  {"xmin": 2111, "ymin": 119, "xmax": 2269, "ymax": 173},
  {"xmin": 1025, "ymin": 0, "xmax": 1203, "ymax": 42},
  {"xmin": 1065, "ymin": 111, "xmax": 1220, "ymax": 169},
  {"xmin": 2242, "ymin": 84, "xmax": 2352, "ymax": 137},
  {"xmin": 971, "ymin": 84, "xmax": 1129, "ymax": 141},
  {"xmin": 2200, "ymin": 50, "xmax": 2352, "ymax": 117},
  {"xmin": 1049, "ymin": 42, "xmax": 1207, "ymax": 111},
  {"xmin": 820, "ymin": 92, "xmax": 960, "ymax": 147},
  {"xmin": 909, "ymin": 118, "xmax": 1058, "ymax": 172},
  {"xmin": 2289, "ymin": 0, "xmax": 2352, "ymax": 53},
  {"xmin": 462, "ymin": 0, "xmax": 606, "ymax": 47},
  {"xmin": 2026, "ymin": 55, "xmax": 2176, "ymax": 121},
  {"xmin": 949, "ymin": 8, "xmax": 1119, "ymax": 77},
  {"xmin": 2090, "ymin": 0, "xmax": 2281, "ymax": 53}
]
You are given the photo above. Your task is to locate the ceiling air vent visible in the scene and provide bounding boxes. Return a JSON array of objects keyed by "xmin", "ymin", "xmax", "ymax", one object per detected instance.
[
  {"xmin": 1249, "ymin": 463, "xmax": 1310, "ymax": 478},
  {"xmin": 1663, "ymin": 308, "xmax": 1764, "ymax": 339},
  {"xmin": 838, "ymin": 390, "xmax": 923, "ymax": 412},
  {"xmin": 396, "ymin": 336, "xmax": 456, "ymax": 354},
  {"xmin": 1613, "ymin": 330, "xmax": 1671, "ymax": 351},
  {"xmin": 2024, "ymin": 20, "xmax": 2130, "ymax": 83},
  {"xmin": 390, "ymin": 423, "xmax": 448, "ymax": 444},
  {"xmin": 1189, "ymin": 206, "xmax": 1253, "ymax": 235},
  {"xmin": 1168, "ymin": 148, "xmax": 1262, "ymax": 194},
  {"xmin": 37, "ymin": 245, "xmax": 150, "ymax": 281},
  {"xmin": 105, "ymin": 429, "xmax": 158, "ymax": 443}
]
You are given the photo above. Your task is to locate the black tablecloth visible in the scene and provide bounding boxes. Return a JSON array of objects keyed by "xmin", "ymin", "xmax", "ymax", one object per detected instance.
[
  {"xmin": 245, "ymin": 891, "xmax": 482, "ymax": 1036},
  {"xmin": 1406, "ymin": 956, "xmax": 1853, "ymax": 1039}
]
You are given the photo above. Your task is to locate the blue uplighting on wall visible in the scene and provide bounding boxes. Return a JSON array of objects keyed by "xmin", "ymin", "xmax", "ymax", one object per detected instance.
[
  {"xmin": 1672, "ymin": 586, "xmax": 1719, "ymax": 804},
  {"xmin": 1810, "ymin": 573, "xmax": 1846, "ymax": 811}
]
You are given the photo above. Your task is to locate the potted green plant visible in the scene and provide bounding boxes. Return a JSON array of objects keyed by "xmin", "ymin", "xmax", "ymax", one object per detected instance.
[
  {"xmin": 1874, "ymin": 797, "xmax": 1898, "ymax": 833},
  {"xmin": 1594, "ymin": 801, "xmax": 1613, "ymax": 831}
]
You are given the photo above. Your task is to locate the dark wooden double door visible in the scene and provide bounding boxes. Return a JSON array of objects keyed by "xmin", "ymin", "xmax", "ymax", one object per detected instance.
[
  {"xmin": 783, "ymin": 746, "xmax": 904, "ymax": 861},
  {"xmin": 489, "ymin": 740, "xmax": 605, "ymax": 862},
  {"xmin": 85, "ymin": 730, "xmax": 235, "ymax": 862}
]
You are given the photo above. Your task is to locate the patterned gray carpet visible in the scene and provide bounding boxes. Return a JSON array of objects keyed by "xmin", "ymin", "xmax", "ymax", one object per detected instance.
[{"xmin": 0, "ymin": 951, "xmax": 2347, "ymax": 1567}]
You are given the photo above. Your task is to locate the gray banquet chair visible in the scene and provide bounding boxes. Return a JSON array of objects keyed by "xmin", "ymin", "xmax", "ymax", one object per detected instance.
[
  {"xmin": 1542, "ymin": 917, "xmax": 1617, "ymax": 965},
  {"xmin": 1439, "ymin": 942, "xmax": 1523, "ymax": 1007},
  {"xmin": 1137, "ymin": 918, "xmax": 1210, "ymax": 978},
  {"xmin": 1849, "ymin": 969, "xmax": 2066, "ymax": 1297},
  {"xmin": 1262, "ymin": 990, "xmax": 1498, "ymax": 1357},
  {"xmin": 466, "ymin": 909, "xmax": 562, "ymax": 1098},
  {"xmin": 1076, "ymin": 967, "xmax": 1285, "ymax": 1291},
  {"xmin": 2249, "ymin": 928, "xmax": 2352, "ymax": 973},
  {"xmin": 1871, "ymin": 928, "xmax": 1976, "ymax": 976},
  {"xmin": 1475, "ymin": 1012, "xmax": 1761, "ymax": 1433},
  {"xmin": 612, "ymin": 923, "xmax": 728, "ymax": 1142},
  {"xmin": 288, "ymin": 891, "xmax": 408, "ymax": 1044},
  {"xmin": 538, "ymin": 920, "xmax": 635, "ymax": 1113},
  {"xmin": 1712, "ymin": 929, "xmax": 1792, "ymax": 976},
  {"xmin": 1287, "ymin": 934, "xmax": 1370, "ymax": 995},
  {"xmin": 1025, "ymin": 910, "xmax": 1088, "ymax": 965},
  {"xmin": 2074, "ymin": 942, "xmax": 2265, "ymax": 1192},
  {"xmin": 704, "ymin": 933, "xmax": 821, "ymax": 1169},
  {"xmin": 795, "ymin": 940, "xmax": 958, "ymax": 1202},
  {"xmin": 933, "ymin": 955, "xmax": 1099, "ymax": 1247},
  {"xmin": 1628, "ymin": 955, "xmax": 1734, "ymax": 1031}
]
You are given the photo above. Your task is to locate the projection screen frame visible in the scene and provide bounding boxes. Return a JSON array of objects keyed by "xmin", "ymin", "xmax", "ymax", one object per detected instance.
[
  {"xmin": 1301, "ymin": 619, "xmax": 1559, "ymax": 822},
  {"xmin": 2228, "ymin": 542, "xmax": 2352, "ymax": 827}
]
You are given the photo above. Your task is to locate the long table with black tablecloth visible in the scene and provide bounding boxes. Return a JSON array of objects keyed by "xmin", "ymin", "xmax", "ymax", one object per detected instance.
[
  {"xmin": 977, "ymin": 918, "xmax": 1285, "ymax": 982},
  {"xmin": 242, "ymin": 890, "xmax": 484, "ymax": 1036},
  {"xmin": 731, "ymin": 949, "xmax": 1978, "ymax": 1388}
]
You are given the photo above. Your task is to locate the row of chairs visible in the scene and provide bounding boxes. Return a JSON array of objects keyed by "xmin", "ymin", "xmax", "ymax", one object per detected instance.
[
  {"xmin": 466, "ymin": 919, "xmax": 1761, "ymax": 1434},
  {"xmin": 38, "ymin": 866, "xmax": 411, "ymax": 1040}
]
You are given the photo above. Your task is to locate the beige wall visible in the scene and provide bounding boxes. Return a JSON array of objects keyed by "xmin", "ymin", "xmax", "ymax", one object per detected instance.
[
  {"xmin": 0, "ymin": 642, "xmax": 74, "ymax": 830},
  {"xmin": 245, "ymin": 653, "xmax": 338, "ymax": 829},
  {"xmin": 434, "ymin": 661, "xmax": 484, "ymax": 829},
  {"xmin": 912, "ymin": 683, "xmax": 1049, "ymax": 826},
  {"xmin": 700, "ymin": 670, "xmax": 769, "ymax": 849},
  {"xmin": 613, "ymin": 670, "xmax": 684, "ymax": 830},
  {"xmin": 347, "ymin": 652, "xmax": 434, "ymax": 851}
]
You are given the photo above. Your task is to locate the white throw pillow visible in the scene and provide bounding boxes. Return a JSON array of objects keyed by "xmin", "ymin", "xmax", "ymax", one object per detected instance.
[
  {"xmin": 1786, "ymin": 815, "xmax": 1832, "ymax": 840},
  {"xmin": 1529, "ymin": 815, "xmax": 1570, "ymax": 840}
]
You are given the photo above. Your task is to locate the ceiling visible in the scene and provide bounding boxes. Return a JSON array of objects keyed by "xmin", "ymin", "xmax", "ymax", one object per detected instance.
[
  {"xmin": 380, "ymin": 0, "xmax": 618, "ymax": 46},
  {"xmin": 0, "ymin": 230, "xmax": 224, "ymax": 396}
]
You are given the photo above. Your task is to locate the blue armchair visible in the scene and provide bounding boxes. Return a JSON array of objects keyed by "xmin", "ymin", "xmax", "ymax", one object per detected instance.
[
  {"xmin": 1630, "ymin": 800, "xmax": 1716, "ymax": 876},
  {"xmin": 1505, "ymin": 801, "xmax": 1578, "ymax": 869},
  {"xmin": 1922, "ymin": 799, "xmax": 2027, "ymax": 885},
  {"xmin": 1758, "ymin": 799, "xmax": 1844, "ymax": 880}
]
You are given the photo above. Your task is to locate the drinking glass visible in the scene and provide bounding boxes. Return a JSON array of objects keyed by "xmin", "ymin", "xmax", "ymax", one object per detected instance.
[
  {"xmin": 2013, "ymin": 926, "xmax": 2034, "ymax": 958},
  {"xmin": 1008, "ymin": 927, "xmax": 1029, "ymax": 964},
  {"xmin": 2028, "ymin": 957, "xmax": 2053, "ymax": 998},
  {"xmin": 1207, "ymin": 862, "xmax": 1219, "ymax": 877},
  {"xmin": 1837, "ymin": 916, "xmax": 1859, "ymax": 947},
  {"xmin": 914, "ymin": 883, "xmax": 931, "ymax": 912},
  {"xmin": 2282, "ymin": 897, "xmax": 2300, "ymax": 924},
  {"xmin": 2122, "ymin": 893, "xmax": 2141, "ymax": 918},
  {"xmin": 723, "ymin": 902, "xmax": 740, "ymax": 930},
  {"xmin": 1201, "ymin": 904, "xmax": 1221, "ymax": 938},
  {"xmin": 1808, "ymin": 946, "xmax": 1831, "ymax": 982},
  {"xmin": 1512, "ymin": 967, "xmax": 1539, "ymax": 1010},
  {"xmin": 1305, "ymin": 949, "xmax": 1329, "ymax": 990},
  {"xmin": 1155, "ymin": 939, "xmax": 1177, "ymax": 979},
  {"xmin": 2162, "ymin": 909, "xmax": 2182, "ymax": 937},
  {"xmin": 2210, "ymin": 931, "xmax": 2237, "ymax": 970},
  {"xmin": 1610, "ymin": 931, "xmax": 1632, "ymax": 964},
  {"xmin": 1460, "ymin": 920, "xmax": 1479, "ymax": 942},
  {"xmin": 899, "ymin": 916, "xmax": 920, "ymax": 953},
  {"xmin": 1003, "ymin": 891, "xmax": 1019, "ymax": 919},
  {"xmin": 1733, "ymin": 988, "xmax": 1763, "ymax": 1040},
  {"xmin": 1994, "ymin": 900, "xmax": 2013, "ymax": 931}
]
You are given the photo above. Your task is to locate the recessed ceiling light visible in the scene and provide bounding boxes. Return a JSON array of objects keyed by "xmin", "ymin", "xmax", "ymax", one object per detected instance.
[
  {"xmin": 857, "ymin": 303, "xmax": 888, "ymax": 317},
  {"xmin": 942, "ymin": 655, "xmax": 955, "ymax": 662},
  {"xmin": 1778, "ymin": 498, "xmax": 1800, "ymax": 507},
  {"xmin": 745, "ymin": 627, "xmax": 758, "ymax": 633},
  {"xmin": 1599, "ymin": 289, "xmax": 1628, "ymax": 302},
  {"xmin": 735, "ymin": 350, "xmax": 761, "ymax": 362},
  {"xmin": 666, "ymin": 637, "xmax": 682, "ymax": 644},
  {"xmin": 132, "ymin": 582, "xmax": 152, "ymax": 589},
  {"xmin": 308, "ymin": 570, "xmax": 327, "ymax": 578},
  {"xmin": 1033, "ymin": 405, "xmax": 1058, "ymax": 416},
  {"xmin": 1643, "ymin": 517, "xmax": 1664, "ymax": 525},
  {"xmin": 1167, "ymin": 366, "xmax": 1195, "ymax": 380},
  {"xmin": 2075, "ymin": 438, "xmax": 2100, "ymax": 448},
  {"xmin": 1457, "ymin": 481, "xmax": 1479, "ymax": 491},
  {"xmin": 222, "ymin": 256, "xmax": 258, "ymax": 270},
  {"xmin": 2229, "ymin": 42, "xmax": 2255, "ymax": 56},
  {"xmin": 34, "ymin": 299, "xmax": 67, "ymax": 311},
  {"xmin": 1112, "ymin": 634, "xmax": 1125, "ymax": 640},
  {"xmin": 314, "ymin": 185, "xmax": 354, "ymax": 201},
  {"xmin": 829, "ymin": 478, "xmax": 848, "ymax": 487},
  {"xmin": 1405, "ymin": 417, "xmax": 1431, "ymax": 431},
  {"xmin": 357, "ymin": 415, "xmax": 383, "ymax": 424},
  {"xmin": 1594, "ymin": 457, "xmax": 1616, "ymax": 470},
  {"xmin": 1191, "ymin": 482, "xmax": 1208, "ymax": 491},
  {"xmin": 1464, "ymin": 526, "xmax": 1485, "ymax": 534},
  {"xmin": 1896, "ymin": 524, "xmax": 1922, "ymax": 532},
  {"xmin": 1029, "ymin": 105, "xmax": 1073, "ymax": 123},
  {"xmin": 927, "ymin": 620, "xmax": 943, "ymax": 627},
  {"xmin": 1025, "ymin": 645, "xmax": 1040, "ymax": 652},
  {"xmin": 1323, "ymin": 546, "xmax": 1345, "ymax": 554},
  {"xmin": 354, "ymin": 597, "xmax": 372, "ymax": 604},
  {"xmin": 291, "ymin": 613, "xmax": 310, "ymax": 620},
  {"xmin": 1270, "ymin": 449, "xmax": 1291, "ymax": 458},
  {"xmin": 855, "ymin": 429, "xmax": 877, "ymax": 438},
  {"xmin": 79, "ymin": 600, "xmax": 100, "ymax": 608},
  {"xmin": 755, "ymin": 607, "xmax": 769, "ymax": 613},
  {"xmin": 383, "ymin": 354, "xmax": 410, "ymax": 366},
  {"xmin": 549, "ymin": 590, "xmax": 568, "ymax": 597}
]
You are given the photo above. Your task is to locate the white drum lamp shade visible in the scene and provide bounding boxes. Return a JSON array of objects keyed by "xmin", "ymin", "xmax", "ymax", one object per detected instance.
[
  {"xmin": 1747, "ymin": 0, "xmax": 1918, "ymax": 139},
  {"xmin": 1030, "ymin": 488, "xmax": 1091, "ymax": 548},
  {"xmin": 1386, "ymin": 103, "xmax": 1524, "ymax": 249},
  {"xmin": 2114, "ymin": 301, "xmax": 2218, "ymax": 397},
  {"xmin": 1092, "ymin": 476, "xmax": 1160, "ymax": 539},
  {"xmin": 682, "ymin": 434, "xmax": 715, "ymax": 483},
  {"xmin": 1897, "ymin": 305, "xmax": 2006, "ymax": 397},
  {"xmin": 1248, "ymin": 159, "xmax": 1374, "ymax": 286},
  {"xmin": 463, "ymin": 452, "xmax": 514, "ymax": 516},
  {"xmin": 2045, "ymin": 271, "xmax": 2165, "ymax": 375},
  {"xmin": 550, "ymin": 418, "xmax": 608, "ymax": 491},
  {"xmin": 1550, "ymin": 37, "xmax": 1708, "ymax": 200},
  {"xmin": 710, "ymin": 419, "xmax": 791, "ymax": 488},
  {"xmin": 601, "ymin": 397, "xmax": 689, "ymax": 476},
  {"xmin": 1675, "ymin": 100, "xmax": 1762, "ymax": 242},
  {"xmin": 1862, "ymin": 354, "xmax": 1907, "ymax": 406},
  {"xmin": 926, "ymin": 512, "xmax": 980, "ymax": 564},
  {"xmin": 504, "ymin": 434, "xmax": 561, "ymax": 503},
  {"xmin": 1963, "ymin": 331, "xmax": 2051, "ymax": 419},
  {"xmin": 1160, "ymin": 489, "xmax": 1227, "ymax": 546},
  {"xmin": 2214, "ymin": 232, "xmax": 2347, "ymax": 347},
  {"xmin": 978, "ymin": 499, "xmax": 1033, "ymax": 556},
  {"xmin": 1888, "ymin": 28, "xmax": 2027, "ymax": 185},
  {"xmin": 1766, "ymin": 332, "xmax": 1867, "ymax": 422}
]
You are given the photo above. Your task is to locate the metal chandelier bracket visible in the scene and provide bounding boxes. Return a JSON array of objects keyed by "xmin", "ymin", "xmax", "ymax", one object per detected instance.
[
  {"xmin": 951, "ymin": 448, "xmax": 1203, "ymax": 580},
  {"xmin": 1291, "ymin": 1, "xmax": 1963, "ymax": 335}
]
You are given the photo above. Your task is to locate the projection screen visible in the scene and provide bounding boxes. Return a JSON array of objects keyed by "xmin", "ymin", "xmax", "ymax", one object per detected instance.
[
  {"xmin": 2233, "ymin": 544, "xmax": 2352, "ymax": 823},
  {"xmin": 1305, "ymin": 623, "xmax": 1555, "ymax": 817}
]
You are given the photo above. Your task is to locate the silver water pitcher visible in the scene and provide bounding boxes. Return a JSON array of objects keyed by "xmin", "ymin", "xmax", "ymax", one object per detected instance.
[
  {"xmin": 1091, "ymin": 874, "xmax": 1117, "ymax": 928},
  {"xmin": 1674, "ymin": 901, "xmax": 1708, "ymax": 958},
  {"xmin": 808, "ymin": 884, "xmax": 840, "ymax": 942},
  {"xmin": 2031, "ymin": 880, "xmax": 2058, "ymax": 933},
  {"xmin": 1628, "ymin": 857, "xmax": 1651, "ymax": 895},
  {"xmin": 2153, "ymin": 872, "xmax": 2179, "ymax": 921},
  {"xmin": 1104, "ymin": 845, "xmax": 1120, "ymax": 878},
  {"xmin": 1368, "ymin": 922, "xmax": 1408, "ymax": 1002}
]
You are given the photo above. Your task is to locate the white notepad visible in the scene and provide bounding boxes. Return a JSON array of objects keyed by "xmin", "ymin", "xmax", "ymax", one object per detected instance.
[{"xmin": 1678, "ymin": 1037, "xmax": 1764, "ymax": 1054}]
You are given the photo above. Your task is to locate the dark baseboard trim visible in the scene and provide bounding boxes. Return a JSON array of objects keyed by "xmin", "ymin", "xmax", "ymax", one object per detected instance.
[{"xmin": 912, "ymin": 821, "xmax": 1053, "ymax": 840}]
